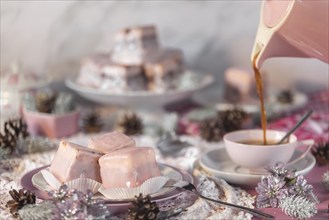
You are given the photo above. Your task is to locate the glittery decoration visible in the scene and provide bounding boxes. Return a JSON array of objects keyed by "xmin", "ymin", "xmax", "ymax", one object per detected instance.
[
  {"xmin": 255, "ymin": 162, "xmax": 318, "ymax": 216},
  {"xmin": 280, "ymin": 195, "xmax": 317, "ymax": 219},
  {"xmin": 287, "ymin": 175, "xmax": 318, "ymax": 203},
  {"xmin": 54, "ymin": 92, "xmax": 75, "ymax": 114},
  {"xmin": 255, "ymin": 176, "xmax": 288, "ymax": 208},
  {"xmin": 22, "ymin": 90, "xmax": 75, "ymax": 114},
  {"xmin": 265, "ymin": 161, "xmax": 294, "ymax": 179},
  {"xmin": 48, "ymin": 185, "xmax": 75, "ymax": 201},
  {"xmin": 21, "ymin": 92, "xmax": 36, "ymax": 111},
  {"xmin": 18, "ymin": 201, "xmax": 55, "ymax": 220},
  {"xmin": 49, "ymin": 185, "xmax": 111, "ymax": 219},
  {"xmin": 0, "ymin": 158, "xmax": 22, "ymax": 173},
  {"xmin": 16, "ymin": 136, "xmax": 57, "ymax": 154}
]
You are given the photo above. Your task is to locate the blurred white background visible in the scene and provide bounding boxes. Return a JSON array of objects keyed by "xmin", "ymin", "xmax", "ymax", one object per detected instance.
[{"xmin": 1, "ymin": 0, "xmax": 328, "ymax": 104}]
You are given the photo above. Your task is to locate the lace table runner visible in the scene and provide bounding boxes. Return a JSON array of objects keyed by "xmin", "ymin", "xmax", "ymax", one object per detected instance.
[{"xmin": 0, "ymin": 134, "xmax": 255, "ymax": 220}]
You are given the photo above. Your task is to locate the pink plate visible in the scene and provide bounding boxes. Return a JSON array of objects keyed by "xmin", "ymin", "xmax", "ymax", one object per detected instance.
[{"xmin": 21, "ymin": 164, "xmax": 193, "ymax": 214}]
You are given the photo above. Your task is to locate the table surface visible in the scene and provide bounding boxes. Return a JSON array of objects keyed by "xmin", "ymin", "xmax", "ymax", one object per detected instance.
[{"xmin": 0, "ymin": 89, "xmax": 328, "ymax": 219}]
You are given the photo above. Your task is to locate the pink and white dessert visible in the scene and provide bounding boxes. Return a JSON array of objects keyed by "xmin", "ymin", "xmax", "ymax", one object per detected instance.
[
  {"xmin": 111, "ymin": 25, "xmax": 159, "ymax": 65},
  {"xmin": 88, "ymin": 131, "xmax": 136, "ymax": 153},
  {"xmin": 49, "ymin": 141, "xmax": 103, "ymax": 183},
  {"xmin": 77, "ymin": 54, "xmax": 146, "ymax": 92},
  {"xmin": 99, "ymin": 147, "xmax": 161, "ymax": 188},
  {"xmin": 76, "ymin": 25, "xmax": 186, "ymax": 93},
  {"xmin": 144, "ymin": 48, "xmax": 185, "ymax": 92}
]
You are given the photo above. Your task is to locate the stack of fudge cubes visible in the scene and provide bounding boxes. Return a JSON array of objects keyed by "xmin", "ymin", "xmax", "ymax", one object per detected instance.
[
  {"xmin": 49, "ymin": 131, "xmax": 161, "ymax": 189},
  {"xmin": 77, "ymin": 25, "xmax": 185, "ymax": 93}
]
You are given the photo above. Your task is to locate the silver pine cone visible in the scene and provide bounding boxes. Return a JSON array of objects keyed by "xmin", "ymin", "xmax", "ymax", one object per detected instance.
[
  {"xmin": 280, "ymin": 195, "xmax": 317, "ymax": 219},
  {"xmin": 18, "ymin": 201, "xmax": 55, "ymax": 220},
  {"xmin": 16, "ymin": 136, "xmax": 57, "ymax": 154}
]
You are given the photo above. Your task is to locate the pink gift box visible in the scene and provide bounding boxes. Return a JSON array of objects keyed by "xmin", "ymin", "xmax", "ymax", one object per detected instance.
[{"xmin": 23, "ymin": 108, "xmax": 80, "ymax": 139}]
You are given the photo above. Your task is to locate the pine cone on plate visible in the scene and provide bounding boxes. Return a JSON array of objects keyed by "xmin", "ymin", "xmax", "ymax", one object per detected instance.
[
  {"xmin": 311, "ymin": 141, "xmax": 329, "ymax": 166},
  {"xmin": 127, "ymin": 193, "xmax": 159, "ymax": 220},
  {"xmin": 116, "ymin": 112, "xmax": 143, "ymax": 136},
  {"xmin": 82, "ymin": 111, "xmax": 103, "ymax": 133},
  {"xmin": 6, "ymin": 189, "xmax": 36, "ymax": 218},
  {"xmin": 219, "ymin": 108, "xmax": 250, "ymax": 132},
  {"xmin": 0, "ymin": 118, "xmax": 29, "ymax": 155},
  {"xmin": 200, "ymin": 116, "xmax": 225, "ymax": 142}
]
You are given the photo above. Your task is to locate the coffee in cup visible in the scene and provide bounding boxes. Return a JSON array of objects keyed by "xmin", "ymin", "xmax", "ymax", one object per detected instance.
[{"xmin": 223, "ymin": 129, "xmax": 314, "ymax": 169}]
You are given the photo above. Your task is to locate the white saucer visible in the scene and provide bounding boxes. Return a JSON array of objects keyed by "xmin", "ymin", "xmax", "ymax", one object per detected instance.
[{"xmin": 198, "ymin": 148, "xmax": 316, "ymax": 186}]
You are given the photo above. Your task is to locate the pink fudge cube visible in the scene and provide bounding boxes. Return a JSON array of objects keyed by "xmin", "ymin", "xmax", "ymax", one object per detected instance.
[
  {"xmin": 49, "ymin": 141, "xmax": 103, "ymax": 183},
  {"xmin": 88, "ymin": 131, "xmax": 136, "ymax": 153},
  {"xmin": 99, "ymin": 147, "xmax": 161, "ymax": 188}
]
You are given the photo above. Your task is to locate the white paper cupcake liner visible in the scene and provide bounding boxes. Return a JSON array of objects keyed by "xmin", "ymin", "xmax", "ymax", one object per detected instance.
[
  {"xmin": 39, "ymin": 169, "xmax": 101, "ymax": 194},
  {"xmin": 99, "ymin": 176, "xmax": 169, "ymax": 200}
]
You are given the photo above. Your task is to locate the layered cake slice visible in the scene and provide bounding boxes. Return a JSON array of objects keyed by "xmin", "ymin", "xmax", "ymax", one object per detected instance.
[
  {"xmin": 100, "ymin": 64, "xmax": 146, "ymax": 92},
  {"xmin": 49, "ymin": 141, "xmax": 103, "ymax": 183},
  {"xmin": 76, "ymin": 54, "xmax": 109, "ymax": 88},
  {"xmin": 111, "ymin": 25, "xmax": 160, "ymax": 65},
  {"xmin": 99, "ymin": 147, "xmax": 161, "ymax": 188},
  {"xmin": 76, "ymin": 25, "xmax": 187, "ymax": 93},
  {"xmin": 144, "ymin": 48, "xmax": 185, "ymax": 92},
  {"xmin": 88, "ymin": 131, "xmax": 136, "ymax": 153},
  {"xmin": 77, "ymin": 54, "xmax": 146, "ymax": 92}
]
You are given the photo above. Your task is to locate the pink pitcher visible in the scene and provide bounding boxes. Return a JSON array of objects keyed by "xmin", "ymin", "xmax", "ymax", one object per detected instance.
[{"xmin": 252, "ymin": 0, "xmax": 329, "ymax": 68}]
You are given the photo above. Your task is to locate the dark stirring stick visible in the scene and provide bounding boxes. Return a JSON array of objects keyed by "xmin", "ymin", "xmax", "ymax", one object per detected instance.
[{"xmin": 276, "ymin": 110, "xmax": 313, "ymax": 145}]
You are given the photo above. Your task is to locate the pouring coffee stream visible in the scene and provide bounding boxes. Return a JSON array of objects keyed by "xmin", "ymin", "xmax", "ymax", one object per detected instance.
[{"xmin": 252, "ymin": 0, "xmax": 329, "ymax": 144}]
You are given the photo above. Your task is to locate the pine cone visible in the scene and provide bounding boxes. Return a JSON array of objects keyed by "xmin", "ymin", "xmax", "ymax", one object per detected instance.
[
  {"xmin": 277, "ymin": 90, "xmax": 294, "ymax": 104},
  {"xmin": 116, "ymin": 112, "xmax": 143, "ymax": 136},
  {"xmin": 127, "ymin": 194, "xmax": 159, "ymax": 220},
  {"xmin": 6, "ymin": 189, "xmax": 36, "ymax": 218},
  {"xmin": 311, "ymin": 141, "xmax": 329, "ymax": 166},
  {"xmin": 219, "ymin": 108, "xmax": 249, "ymax": 132},
  {"xmin": 0, "ymin": 118, "xmax": 29, "ymax": 155},
  {"xmin": 35, "ymin": 91, "xmax": 57, "ymax": 113},
  {"xmin": 82, "ymin": 111, "xmax": 103, "ymax": 133},
  {"xmin": 200, "ymin": 116, "xmax": 225, "ymax": 142},
  {"xmin": 280, "ymin": 195, "xmax": 317, "ymax": 219}
]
